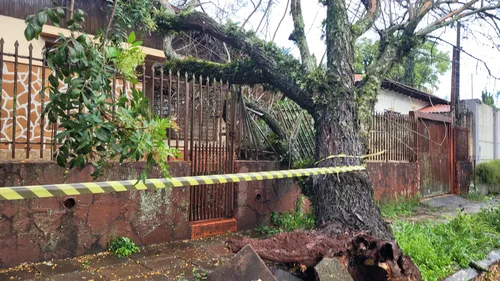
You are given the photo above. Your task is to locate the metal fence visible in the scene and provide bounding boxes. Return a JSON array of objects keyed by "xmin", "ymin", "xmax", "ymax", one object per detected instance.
[
  {"xmin": 0, "ymin": 39, "xmax": 143, "ymax": 160},
  {"xmin": 368, "ymin": 112, "xmax": 415, "ymax": 162}
]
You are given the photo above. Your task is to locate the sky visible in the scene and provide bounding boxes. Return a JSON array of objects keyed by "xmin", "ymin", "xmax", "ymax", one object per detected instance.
[{"xmin": 197, "ymin": 0, "xmax": 500, "ymax": 103}]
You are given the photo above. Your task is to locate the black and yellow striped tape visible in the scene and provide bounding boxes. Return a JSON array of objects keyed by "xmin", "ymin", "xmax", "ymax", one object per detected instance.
[
  {"xmin": 315, "ymin": 150, "xmax": 387, "ymax": 164},
  {"xmin": 0, "ymin": 165, "xmax": 366, "ymax": 200}
]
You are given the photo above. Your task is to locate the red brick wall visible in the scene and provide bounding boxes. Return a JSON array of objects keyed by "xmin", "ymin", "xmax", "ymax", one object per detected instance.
[
  {"xmin": 366, "ymin": 162, "xmax": 420, "ymax": 201},
  {"xmin": 0, "ymin": 161, "xmax": 191, "ymax": 268},
  {"xmin": 234, "ymin": 161, "xmax": 303, "ymax": 231}
]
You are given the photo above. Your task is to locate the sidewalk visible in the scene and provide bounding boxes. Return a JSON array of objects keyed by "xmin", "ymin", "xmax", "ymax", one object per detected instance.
[
  {"xmin": 400, "ymin": 194, "xmax": 500, "ymax": 223},
  {"xmin": 0, "ymin": 233, "xmax": 239, "ymax": 281}
]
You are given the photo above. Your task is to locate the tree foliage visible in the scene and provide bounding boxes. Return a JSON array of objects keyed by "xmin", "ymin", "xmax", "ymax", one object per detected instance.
[
  {"xmin": 355, "ymin": 38, "xmax": 450, "ymax": 93},
  {"xmin": 481, "ymin": 90, "xmax": 499, "ymax": 109},
  {"xmin": 24, "ymin": 4, "xmax": 178, "ymax": 180}
]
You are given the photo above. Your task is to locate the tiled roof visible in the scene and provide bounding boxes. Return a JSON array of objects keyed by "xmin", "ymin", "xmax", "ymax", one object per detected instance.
[{"xmin": 419, "ymin": 104, "xmax": 451, "ymax": 113}]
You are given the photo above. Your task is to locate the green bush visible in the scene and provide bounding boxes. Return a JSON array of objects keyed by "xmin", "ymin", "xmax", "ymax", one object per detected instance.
[
  {"xmin": 476, "ymin": 160, "xmax": 500, "ymax": 185},
  {"xmin": 394, "ymin": 207, "xmax": 500, "ymax": 281},
  {"xmin": 109, "ymin": 236, "xmax": 140, "ymax": 257}
]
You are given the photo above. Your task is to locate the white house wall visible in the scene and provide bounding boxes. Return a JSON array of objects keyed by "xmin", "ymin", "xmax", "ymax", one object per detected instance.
[
  {"xmin": 477, "ymin": 103, "xmax": 495, "ymax": 162},
  {"xmin": 375, "ymin": 89, "xmax": 430, "ymax": 114},
  {"xmin": 464, "ymin": 99, "xmax": 500, "ymax": 164},
  {"xmin": 496, "ymin": 109, "xmax": 500, "ymax": 160}
]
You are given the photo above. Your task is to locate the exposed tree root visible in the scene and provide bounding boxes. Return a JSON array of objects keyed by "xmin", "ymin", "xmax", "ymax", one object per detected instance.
[{"xmin": 227, "ymin": 224, "xmax": 422, "ymax": 281}]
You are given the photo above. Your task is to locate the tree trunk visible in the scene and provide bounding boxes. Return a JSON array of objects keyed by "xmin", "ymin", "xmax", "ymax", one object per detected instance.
[
  {"xmin": 311, "ymin": 101, "xmax": 392, "ymax": 240},
  {"xmin": 311, "ymin": 0, "xmax": 392, "ymax": 240}
]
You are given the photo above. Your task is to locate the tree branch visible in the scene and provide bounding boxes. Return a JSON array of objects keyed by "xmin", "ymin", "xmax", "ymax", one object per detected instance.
[
  {"xmin": 156, "ymin": 11, "xmax": 315, "ymax": 112},
  {"xmin": 163, "ymin": 58, "xmax": 268, "ymax": 84},
  {"xmin": 272, "ymin": 0, "xmax": 290, "ymax": 42},
  {"xmin": 416, "ymin": 0, "xmax": 499, "ymax": 36},
  {"xmin": 429, "ymin": 35, "xmax": 500, "ymax": 80},
  {"xmin": 290, "ymin": 0, "xmax": 314, "ymax": 71},
  {"xmin": 241, "ymin": 0, "xmax": 263, "ymax": 29},
  {"xmin": 351, "ymin": 0, "xmax": 381, "ymax": 39},
  {"xmin": 244, "ymin": 100, "xmax": 286, "ymax": 139}
]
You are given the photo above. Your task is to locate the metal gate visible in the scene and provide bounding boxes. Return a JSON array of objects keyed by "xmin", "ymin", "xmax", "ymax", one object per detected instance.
[
  {"xmin": 189, "ymin": 81, "xmax": 237, "ymax": 221},
  {"xmin": 412, "ymin": 112, "xmax": 452, "ymax": 198},
  {"xmin": 151, "ymin": 70, "xmax": 237, "ymax": 222}
]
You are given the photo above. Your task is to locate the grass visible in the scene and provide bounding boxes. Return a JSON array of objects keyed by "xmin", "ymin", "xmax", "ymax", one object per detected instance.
[
  {"xmin": 393, "ymin": 207, "xmax": 500, "ymax": 281},
  {"xmin": 463, "ymin": 192, "xmax": 490, "ymax": 202},
  {"xmin": 377, "ymin": 196, "xmax": 421, "ymax": 218}
]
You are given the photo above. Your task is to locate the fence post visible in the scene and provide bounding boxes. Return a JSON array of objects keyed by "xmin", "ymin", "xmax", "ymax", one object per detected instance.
[
  {"xmin": 184, "ymin": 72, "xmax": 189, "ymax": 161},
  {"xmin": 12, "ymin": 41, "xmax": 19, "ymax": 159},
  {"xmin": 26, "ymin": 44, "xmax": 33, "ymax": 159},
  {"xmin": 0, "ymin": 38, "xmax": 4, "ymax": 146}
]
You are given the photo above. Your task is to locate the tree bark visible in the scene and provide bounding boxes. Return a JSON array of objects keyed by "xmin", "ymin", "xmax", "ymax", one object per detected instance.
[
  {"xmin": 312, "ymin": 104, "xmax": 392, "ymax": 240},
  {"xmin": 310, "ymin": 0, "xmax": 392, "ymax": 240}
]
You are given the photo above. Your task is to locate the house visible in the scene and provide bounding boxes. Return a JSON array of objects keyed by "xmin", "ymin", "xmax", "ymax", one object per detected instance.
[{"xmin": 354, "ymin": 75, "xmax": 450, "ymax": 114}]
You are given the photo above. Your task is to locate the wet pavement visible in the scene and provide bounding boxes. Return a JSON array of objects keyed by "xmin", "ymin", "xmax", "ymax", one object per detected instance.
[
  {"xmin": 412, "ymin": 194, "xmax": 500, "ymax": 222},
  {"xmin": 0, "ymin": 233, "xmax": 241, "ymax": 281}
]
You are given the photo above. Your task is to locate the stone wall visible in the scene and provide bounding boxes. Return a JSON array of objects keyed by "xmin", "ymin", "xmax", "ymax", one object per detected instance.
[
  {"xmin": 234, "ymin": 160, "xmax": 302, "ymax": 230},
  {"xmin": 0, "ymin": 161, "xmax": 190, "ymax": 269},
  {"xmin": 366, "ymin": 162, "xmax": 420, "ymax": 201}
]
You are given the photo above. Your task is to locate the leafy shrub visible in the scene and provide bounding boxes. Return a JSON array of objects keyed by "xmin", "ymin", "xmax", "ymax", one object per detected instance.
[
  {"xmin": 394, "ymin": 207, "xmax": 500, "ymax": 281},
  {"xmin": 109, "ymin": 236, "xmax": 140, "ymax": 257},
  {"xmin": 476, "ymin": 160, "xmax": 500, "ymax": 186}
]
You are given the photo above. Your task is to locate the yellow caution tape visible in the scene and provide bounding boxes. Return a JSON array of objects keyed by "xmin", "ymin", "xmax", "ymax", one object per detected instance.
[
  {"xmin": 0, "ymin": 165, "xmax": 366, "ymax": 200},
  {"xmin": 315, "ymin": 150, "xmax": 387, "ymax": 164}
]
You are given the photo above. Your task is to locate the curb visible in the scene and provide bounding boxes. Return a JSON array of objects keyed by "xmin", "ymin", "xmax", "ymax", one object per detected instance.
[{"xmin": 444, "ymin": 250, "xmax": 500, "ymax": 281}]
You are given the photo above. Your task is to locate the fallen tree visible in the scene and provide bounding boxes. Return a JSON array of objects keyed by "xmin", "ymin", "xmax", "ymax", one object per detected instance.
[
  {"xmin": 156, "ymin": 0, "xmax": 499, "ymax": 279},
  {"xmin": 23, "ymin": 0, "xmax": 500, "ymax": 279}
]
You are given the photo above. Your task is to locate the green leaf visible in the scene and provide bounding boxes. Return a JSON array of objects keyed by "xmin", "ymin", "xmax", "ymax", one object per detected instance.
[
  {"xmin": 24, "ymin": 24, "xmax": 36, "ymax": 41},
  {"xmin": 56, "ymin": 152, "xmax": 67, "ymax": 167},
  {"xmin": 75, "ymin": 156, "xmax": 85, "ymax": 168},
  {"xmin": 68, "ymin": 46, "xmax": 76, "ymax": 58},
  {"xmin": 31, "ymin": 18, "xmax": 42, "ymax": 35},
  {"xmin": 47, "ymin": 9, "xmax": 59, "ymax": 24},
  {"xmin": 55, "ymin": 130, "xmax": 71, "ymax": 139},
  {"xmin": 25, "ymin": 15, "xmax": 35, "ymax": 23},
  {"xmin": 48, "ymin": 75, "xmax": 59, "ymax": 88},
  {"xmin": 56, "ymin": 7, "xmax": 65, "ymax": 18},
  {"xmin": 127, "ymin": 32, "xmax": 136, "ymax": 44},
  {"xmin": 38, "ymin": 12, "xmax": 47, "ymax": 25},
  {"xmin": 96, "ymin": 128, "xmax": 111, "ymax": 142}
]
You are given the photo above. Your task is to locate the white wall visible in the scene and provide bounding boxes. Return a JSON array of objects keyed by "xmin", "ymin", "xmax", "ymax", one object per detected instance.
[
  {"xmin": 497, "ymin": 111, "xmax": 500, "ymax": 159},
  {"xmin": 464, "ymin": 99, "xmax": 500, "ymax": 164},
  {"xmin": 0, "ymin": 15, "xmax": 46, "ymax": 64},
  {"xmin": 375, "ymin": 89, "xmax": 430, "ymax": 114},
  {"xmin": 477, "ymin": 103, "xmax": 495, "ymax": 162}
]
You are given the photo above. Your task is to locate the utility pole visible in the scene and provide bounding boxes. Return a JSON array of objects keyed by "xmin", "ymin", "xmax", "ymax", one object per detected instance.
[
  {"xmin": 471, "ymin": 73, "xmax": 473, "ymax": 100},
  {"xmin": 450, "ymin": 22, "xmax": 461, "ymax": 125}
]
